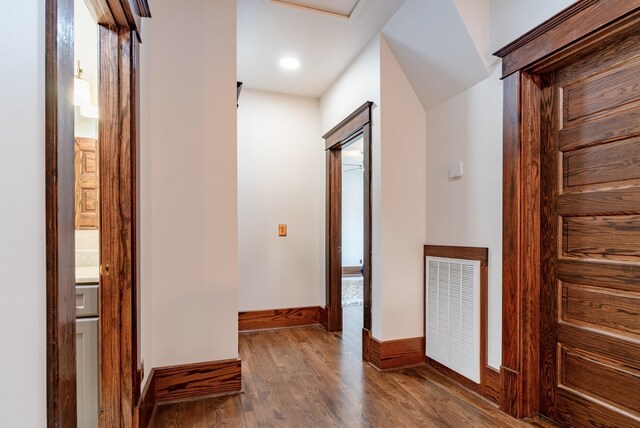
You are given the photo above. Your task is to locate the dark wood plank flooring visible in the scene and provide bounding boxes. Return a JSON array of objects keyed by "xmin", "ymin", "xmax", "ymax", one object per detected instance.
[{"xmin": 153, "ymin": 307, "xmax": 554, "ymax": 427}]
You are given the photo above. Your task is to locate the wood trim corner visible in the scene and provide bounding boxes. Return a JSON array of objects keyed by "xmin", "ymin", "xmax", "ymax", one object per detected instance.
[
  {"xmin": 494, "ymin": 1, "xmax": 640, "ymax": 419},
  {"xmin": 483, "ymin": 367, "xmax": 501, "ymax": 404},
  {"xmin": 494, "ymin": 0, "xmax": 640, "ymax": 77},
  {"xmin": 362, "ymin": 328, "xmax": 372, "ymax": 363},
  {"xmin": 136, "ymin": 369, "xmax": 156, "ymax": 428},
  {"xmin": 323, "ymin": 101, "xmax": 373, "ymax": 150},
  {"xmin": 153, "ymin": 359, "xmax": 242, "ymax": 404},
  {"xmin": 238, "ymin": 306, "xmax": 325, "ymax": 331},
  {"xmin": 136, "ymin": 360, "xmax": 242, "ymax": 427},
  {"xmin": 368, "ymin": 336, "xmax": 425, "ymax": 371}
]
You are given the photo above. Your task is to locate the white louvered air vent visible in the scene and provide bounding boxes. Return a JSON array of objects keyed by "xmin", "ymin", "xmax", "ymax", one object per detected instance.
[{"xmin": 425, "ymin": 256, "xmax": 480, "ymax": 383}]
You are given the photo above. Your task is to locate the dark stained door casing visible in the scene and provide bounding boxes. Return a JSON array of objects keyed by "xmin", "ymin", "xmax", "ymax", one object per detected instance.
[{"xmin": 540, "ymin": 29, "xmax": 640, "ymax": 428}]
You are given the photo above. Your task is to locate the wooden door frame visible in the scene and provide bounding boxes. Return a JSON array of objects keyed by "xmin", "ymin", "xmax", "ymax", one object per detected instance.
[
  {"xmin": 45, "ymin": 0, "xmax": 149, "ymax": 426},
  {"xmin": 323, "ymin": 102, "xmax": 373, "ymax": 338},
  {"xmin": 493, "ymin": 0, "xmax": 640, "ymax": 419}
]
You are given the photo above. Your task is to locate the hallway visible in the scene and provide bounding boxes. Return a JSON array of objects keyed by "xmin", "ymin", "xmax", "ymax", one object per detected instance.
[{"xmin": 153, "ymin": 309, "xmax": 554, "ymax": 427}]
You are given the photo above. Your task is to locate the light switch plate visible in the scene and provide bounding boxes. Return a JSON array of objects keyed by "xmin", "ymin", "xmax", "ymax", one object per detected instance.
[
  {"xmin": 448, "ymin": 161, "xmax": 464, "ymax": 179},
  {"xmin": 278, "ymin": 224, "xmax": 287, "ymax": 237}
]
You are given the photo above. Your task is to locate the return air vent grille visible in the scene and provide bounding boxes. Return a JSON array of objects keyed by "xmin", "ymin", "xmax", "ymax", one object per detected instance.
[{"xmin": 426, "ymin": 256, "xmax": 480, "ymax": 383}]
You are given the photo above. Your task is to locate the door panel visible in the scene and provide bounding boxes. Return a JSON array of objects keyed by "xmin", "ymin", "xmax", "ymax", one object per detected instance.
[
  {"xmin": 75, "ymin": 137, "xmax": 99, "ymax": 230},
  {"xmin": 76, "ymin": 318, "xmax": 99, "ymax": 428},
  {"xmin": 541, "ymin": 30, "xmax": 640, "ymax": 427}
]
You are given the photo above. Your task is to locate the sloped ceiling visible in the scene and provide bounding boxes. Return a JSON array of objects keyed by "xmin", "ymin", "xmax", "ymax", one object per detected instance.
[{"xmin": 382, "ymin": 0, "xmax": 493, "ymax": 110}]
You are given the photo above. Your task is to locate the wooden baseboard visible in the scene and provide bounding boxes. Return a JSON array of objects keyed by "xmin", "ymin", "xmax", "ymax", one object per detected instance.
[
  {"xmin": 426, "ymin": 358, "xmax": 501, "ymax": 405},
  {"xmin": 239, "ymin": 306, "xmax": 325, "ymax": 331},
  {"xmin": 483, "ymin": 367, "xmax": 501, "ymax": 404},
  {"xmin": 154, "ymin": 359, "xmax": 242, "ymax": 403},
  {"xmin": 362, "ymin": 328, "xmax": 371, "ymax": 363},
  {"xmin": 342, "ymin": 266, "xmax": 362, "ymax": 276},
  {"xmin": 136, "ymin": 369, "xmax": 157, "ymax": 428},
  {"xmin": 367, "ymin": 335, "xmax": 425, "ymax": 371},
  {"xmin": 136, "ymin": 359, "xmax": 243, "ymax": 426}
]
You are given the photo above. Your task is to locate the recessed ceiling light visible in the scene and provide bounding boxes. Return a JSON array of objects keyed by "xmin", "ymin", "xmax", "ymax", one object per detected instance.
[{"xmin": 280, "ymin": 57, "xmax": 301, "ymax": 70}]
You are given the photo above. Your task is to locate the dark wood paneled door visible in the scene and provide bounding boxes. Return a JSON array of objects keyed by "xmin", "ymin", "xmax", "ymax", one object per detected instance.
[{"xmin": 540, "ymin": 30, "xmax": 640, "ymax": 427}]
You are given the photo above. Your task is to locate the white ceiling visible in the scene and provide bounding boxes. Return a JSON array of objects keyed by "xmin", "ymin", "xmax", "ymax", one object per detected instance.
[
  {"xmin": 237, "ymin": 0, "xmax": 406, "ymax": 97},
  {"xmin": 381, "ymin": 0, "xmax": 492, "ymax": 110}
]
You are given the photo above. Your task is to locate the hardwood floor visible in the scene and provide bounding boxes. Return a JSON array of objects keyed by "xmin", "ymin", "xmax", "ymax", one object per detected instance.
[{"xmin": 153, "ymin": 307, "xmax": 553, "ymax": 427}]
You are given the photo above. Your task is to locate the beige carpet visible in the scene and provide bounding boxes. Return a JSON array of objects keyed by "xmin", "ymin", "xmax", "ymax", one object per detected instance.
[{"xmin": 342, "ymin": 276, "xmax": 363, "ymax": 307}]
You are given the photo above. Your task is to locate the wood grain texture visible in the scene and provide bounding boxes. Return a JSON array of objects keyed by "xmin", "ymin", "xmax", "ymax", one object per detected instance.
[
  {"xmin": 46, "ymin": 0, "xmax": 77, "ymax": 425},
  {"xmin": 559, "ymin": 106, "xmax": 640, "ymax": 151},
  {"xmin": 424, "ymin": 245, "xmax": 488, "ymax": 266},
  {"xmin": 324, "ymin": 102, "xmax": 374, "ymax": 335},
  {"xmin": 559, "ymin": 188, "xmax": 640, "ymax": 216},
  {"xmin": 369, "ymin": 336, "xmax": 425, "ymax": 371},
  {"xmin": 323, "ymin": 101, "xmax": 372, "ymax": 150},
  {"xmin": 99, "ymin": 26, "xmax": 139, "ymax": 427},
  {"xmin": 484, "ymin": 368, "xmax": 502, "ymax": 404},
  {"xmin": 561, "ymin": 346, "xmax": 640, "ymax": 414},
  {"xmin": 539, "ymin": 31, "xmax": 640, "ymax": 426},
  {"xmin": 564, "ymin": 215, "xmax": 640, "ymax": 259},
  {"xmin": 155, "ymin": 322, "xmax": 539, "ymax": 427},
  {"xmin": 501, "ymin": 70, "xmax": 545, "ymax": 419},
  {"xmin": 501, "ymin": 71, "xmax": 521, "ymax": 382},
  {"xmin": 325, "ymin": 148, "xmax": 342, "ymax": 332},
  {"xmin": 540, "ymin": 72, "xmax": 559, "ymax": 420},
  {"xmin": 361, "ymin": 328, "xmax": 371, "ymax": 363},
  {"xmin": 74, "ymin": 137, "xmax": 99, "ymax": 229},
  {"xmin": 153, "ymin": 360, "xmax": 242, "ymax": 404},
  {"xmin": 558, "ymin": 259, "xmax": 640, "ymax": 292},
  {"xmin": 555, "ymin": 387, "xmax": 640, "ymax": 428},
  {"xmin": 562, "ymin": 282, "xmax": 640, "ymax": 337},
  {"xmin": 137, "ymin": 369, "xmax": 156, "ymax": 428},
  {"xmin": 238, "ymin": 306, "xmax": 325, "ymax": 331},
  {"xmin": 493, "ymin": 0, "xmax": 597, "ymax": 58},
  {"xmin": 563, "ymin": 55, "xmax": 640, "ymax": 122},
  {"xmin": 558, "ymin": 322, "xmax": 640, "ymax": 369},
  {"xmin": 564, "ymin": 137, "xmax": 640, "ymax": 189},
  {"xmin": 494, "ymin": 0, "xmax": 640, "ymax": 77}
]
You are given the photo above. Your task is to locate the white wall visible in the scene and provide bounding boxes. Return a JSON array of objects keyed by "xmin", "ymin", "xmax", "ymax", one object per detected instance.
[
  {"xmin": 140, "ymin": 0, "xmax": 238, "ymax": 373},
  {"xmin": 378, "ymin": 36, "xmax": 427, "ymax": 340},
  {"xmin": 321, "ymin": 36, "xmax": 383, "ymax": 335},
  {"xmin": 423, "ymin": 0, "xmax": 578, "ymax": 369},
  {"xmin": 139, "ymin": 18, "xmax": 153, "ymax": 384},
  {"xmin": 73, "ymin": 0, "xmax": 98, "ymax": 141},
  {"xmin": 490, "ymin": 0, "xmax": 575, "ymax": 52},
  {"xmin": 342, "ymin": 150, "xmax": 364, "ymax": 268},
  {"xmin": 426, "ymin": 66, "xmax": 503, "ymax": 368},
  {"xmin": 0, "ymin": 0, "xmax": 46, "ymax": 426},
  {"xmin": 321, "ymin": 35, "xmax": 427, "ymax": 341},
  {"xmin": 237, "ymin": 89, "xmax": 325, "ymax": 311}
]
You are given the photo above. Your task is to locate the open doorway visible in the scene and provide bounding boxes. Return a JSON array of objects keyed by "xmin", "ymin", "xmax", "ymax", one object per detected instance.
[
  {"xmin": 46, "ymin": 0, "xmax": 149, "ymax": 425},
  {"xmin": 341, "ymin": 136, "xmax": 365, "ymax": 354},
  {"xmin": 323, "ymin": 102, "xmax": 373, "ymax": 360},
  {"xmin": 73, "ymin": 1, "xmax": 100, "ymax": 425}
]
